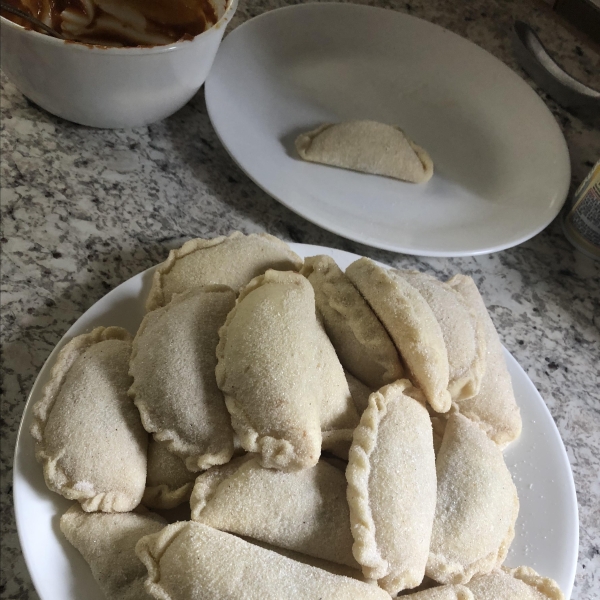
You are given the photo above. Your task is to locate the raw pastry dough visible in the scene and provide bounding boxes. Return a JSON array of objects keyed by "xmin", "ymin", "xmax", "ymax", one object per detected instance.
[
  {"xmin": 301, "ymin": 255, "xmax": 403, "ymax": 389},
  {"xmin": 465, "ymin": 566, "xmax": 565, "ymax": 599},
  {"xmin": 30, "ymin": 326, "xmax": 146, "ymax": 512},
  {"xmin": 394, "ymin": 270, "xmax": 486, "ymax": 402},
  {"xmin": 400, "ymin": 585, "xmax": 474, "ymax": 599},
  {"xmin": 135, "ymin": 521, "xmax": 392, "ymax": 600},
  {"xmin": 216, "ymin": 270, "xmax": 356, "ymax": 470},
  {"xmin": 295, "ymin": 120, "xmax": 434, "ymax": 183},
  {"xmin": 190, "ymin": 456, "xmax": 359, "ymax": 568},
  {"xmin": 345, "ymin": 370, "xmax": 373, "ymax": 415},
  {"xmin": 60, "ymin": 503, "xmax": 166, "ymax": 600},
  {"xmin": 346, "ymin": 379, "xmax": 437, "ymax": 594},
  {"xmin": 346, "ymin": 258, "xmax": 451, "ymax": 413},
  {"xmin": 427, "ymin": 414, "xmax": 519, "ymax": 585},
  {"xmin": 142, "ymin": 439, "xmax": 196, "ymax": 510},
  {"xmin": 446, "ymin": 275, "xmax": 522, "ymax": 447},
  {"xmin": 130, "ymin": 287, "xmax": 236, "ymax": 471},
  {"xmin": 146, "ymin": 231, "xmax": 303, "ymax": 311}
]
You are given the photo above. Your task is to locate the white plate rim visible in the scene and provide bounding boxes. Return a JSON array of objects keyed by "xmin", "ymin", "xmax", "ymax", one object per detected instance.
[
  {"xmin": 13, "ymin": 242, "xmax": 578, "ymax": 598},
  {"xmin": 205, "ymin": 3, "xmax": 571, "ymax": 257}
]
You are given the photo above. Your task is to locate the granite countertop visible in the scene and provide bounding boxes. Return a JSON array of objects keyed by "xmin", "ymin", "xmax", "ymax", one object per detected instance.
[{"xmin": 1, "ymin": 0, "xmax": 599, "ymax": 598}]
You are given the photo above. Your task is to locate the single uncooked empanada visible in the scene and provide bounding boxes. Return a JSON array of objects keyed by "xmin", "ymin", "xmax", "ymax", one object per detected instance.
[
  {"xmin": 347, "ymin": 379, "xmax": 437, "ymax": 594},
  {"xmin": 135, "ymin": 521, "xmax": 392, "ymax": 600},
  {"xmin": 60, "ymin": 503, "xmax": 166, "ymax": 600},
  {"xmin": 216, "ymin": 270, "xmax": 356, "ymax": 470},
  {"xmin": 130, "ymin": 287, "xmax": 236, "ymax": 472},
  {"xmin": 427, "ymin": 414, "xmax": 519, "ymax": 585},
  {"xmin": 30, "ymin": 327, "xmax": 147, "ymax": 512},
  {"xmin": 296, "ymin": 120, "xmax": 434, "ymax": 183},
  {"xmin": 142, "ymin": 439, "xmax": 196, "ymax": 510},
  {"xmin": 446, "ymin": 275, "xmax": 522, "ymax": 448},
  {"xmin": 146, "ymin": 231, "xmax": 303, "ymax": 311},
  {"xmin": 346, "ymin": 258, "xmax": 451, "ymax": 413},
  {"xmin": 394, "ymin": 271, "xmax": 486, "ymax": 402},
  {"xmin": 465, "ymin": 566, "xmax": 565, "ymax": 599},
  {"xmin": 301, "ymin": 255, "xmax": 403, "ymax": 389},
  {"xmin": 190, "ymin": 456, "xmax": 358, "ymax": 568}
]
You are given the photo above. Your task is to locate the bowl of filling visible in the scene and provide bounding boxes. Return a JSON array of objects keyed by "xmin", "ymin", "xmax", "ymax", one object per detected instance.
[{"xmin": 0, "ymin": 0, "xmax": 238, "ymax": 128}]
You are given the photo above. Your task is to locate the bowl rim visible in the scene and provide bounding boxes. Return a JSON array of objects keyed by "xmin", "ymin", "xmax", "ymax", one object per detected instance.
[{"xmin": 0, "ymin": 0, "xmax": 238, "ymax": 54}]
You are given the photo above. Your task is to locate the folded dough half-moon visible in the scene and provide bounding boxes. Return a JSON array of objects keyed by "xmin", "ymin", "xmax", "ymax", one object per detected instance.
[
  {"xmin": 191, "ymin": 456, "xmax": 359, "ymax": 568},
  {"xmin": 146, "ymin": 231, "xmax": 303, "ymax": 311},
  {"xmin": 30, "ymin": 326, "xmax": 147, "ymax": 512},
  {"xmin": 295, "ymin": 120, "xmax": 434, "ymax": 183},
  {"xmin": 465, "ymin": 566, "xmax": 565, "ymax": 600},
  {"xmin": 347, "ymin": 379, "xmax": 437, "ymax": 594},
  {"xmin": 394, "ymin": 271, "xmax": 486, "ymax": 402},
  {"xmin": 427, "ymin": 414, "xmax": 519, "ymax": 585},
  {"xmin": 141, "ymin": 439, "xmax": 196, "ymax": 510},
  {"xmin": 130, "ymin": 287, "xmax": 236, "ymax": 472},
  {"xmin": 216, "ymin": 270, "xmax": 356, "ymax": 470},
  {"xmin": 301, "ymin": 255, "xmax": 403, "ymax": 390},
  {"xmin": 445, "ymin": 275, "xmax": 522, "ymax": 448},
  {"xmin": 346, "ymin": 258, "xmax": 451, "ymax": 413},
  {"xmin": 60, "ymin": 503, "xmax": 166, "ymax": 600},
  {"xmin": 135, "ymin": 521, "xmax": 392, "ymax": 600}
]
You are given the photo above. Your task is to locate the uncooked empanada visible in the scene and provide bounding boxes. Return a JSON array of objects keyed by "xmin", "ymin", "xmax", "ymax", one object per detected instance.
[
  {"xmin": 146, "ymin": 231, "xmax": 303, "ymax": 311},
  {"xmin": 135, "ymin": 521, "xmax": 391, "ymax": 600},
  {"xmin": 301, "ymin": 255, "xmax": 403, "ymax": 389},
  {"xmin": 347, "ymin": 380, "xmax": 437, "ymax": 594},
  {"xmin": 216, "ymin": 270, "xmax": 356, "ymax": 470},
  {"xmin": 130, "ymin": 287, "xmax": 236, "ymax": 471},
  {"xmin": 296, "ymin": 120, "xmax": 434, "ymax": 183},
  {"xmin": 60, "ymin": 503, "xmax": 166, "ymax": 600},
  {"xmin": 346, "ymin": 258, "xmax": 451, "ymax": 413},
  {"xmin": 142, "ymin": 439, "xmax": 196, "ymax": 510},
  {"xmin": 427, "ymin": 414, "xmax": 519, "ymax": 585},
  {"xmin": 465, "ymin": 566, "xmax": 565, "ymax": 599},
  {"xmin": 191, "ymin": 456, "xmax": 358, "ymax": 568},
  {"xmin": 394, "ymin": 271, "xmax": 486, "ymax": 402},
  {"xmin": 30, "ymin": 327, "xmax": 146, "ymax": 512},
  {"xmin": 445, "ymin": 275, "xmax": 522, "ymax": 447}
]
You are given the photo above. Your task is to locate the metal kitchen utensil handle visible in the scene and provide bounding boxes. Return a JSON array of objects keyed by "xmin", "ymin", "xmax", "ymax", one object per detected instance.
[
  {"xmin": 0, "ymin": 2, "xmax": 64, "ymax": 39},
  {"xmin": 513, "ymin": 20, "xmax": 600, "ymax": 121}
]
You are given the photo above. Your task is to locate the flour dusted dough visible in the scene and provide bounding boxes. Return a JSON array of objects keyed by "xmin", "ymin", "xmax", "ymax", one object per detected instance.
[
  {"xmin": 465, "ymin": 566, "xmax": 565, "ymax": 599},
  {"xmin": 135, "ymin": 522, "xmax": 391, "ymax": 600},
  {"xmin": 146, "ymin": 231, "xmax": 303, "ymax": 311},
  {"xmin": 427, "ymin": 414, "xmax": 519, "ymax": 585},
  {"xmin": 191, "ymin": 456, "xmax": 358, "ymax": 568},
  {"xmin": 295, "ymin": 120, "xmax": 434, "ymax": 183},
  {"xmin": 346, "ymin": 380, "xmax": 437, "ymax": 594},
  {"xmin": 142, "ymin": 439, "xmax": 196, "ymax": 510},
  {"xmin": 446, "ymin": 275, "xmax": 522, "ymax": 448},
  {"xmin": 394, "ymin": 271, "xmax": 486, "ymax": 402},
  {"xmin": 60, "ymin": 503, "xmax": 166, "ymax": 600},
  {"xmin": 130, "ymin": 287, "xmax": 236, "ymax": 471},
  {"xmin": 345, "ymin": 370, "xmax": 373, "ymax": 415},
  {"xmin": 400, "ymin": 585, "xmax": 474, "ymax": 599},
  {"xmin": 30, "ymin": 327, "xmax": 146, "ymax": 512},
  {"xmin": 216, "ymin": 270, "xmax": 323, "ymax": 470},
  {"xmin": 346, "ymin": 258, "xmax": 451, "ymax": 413},
  {"xmin": 302, "ymin": 255, "xmax": 403, "ymax": 390}
]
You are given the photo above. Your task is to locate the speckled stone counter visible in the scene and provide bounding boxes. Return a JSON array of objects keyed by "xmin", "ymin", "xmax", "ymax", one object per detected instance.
[{"xmin": 1, "ymin": 0, "xmax": 599, "ymax": 598}]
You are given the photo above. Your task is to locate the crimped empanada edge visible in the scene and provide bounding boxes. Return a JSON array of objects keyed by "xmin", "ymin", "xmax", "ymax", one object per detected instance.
[
  {"xmin": 346, "ymin": 379, "xmax": 414, "ymax": 581},
  {"xmin": 130, "ymin": 288, "xmax": 236, "ymax": 471},
  {"xmin": 503, "ymin": 566, "xmax": 565, "ymax": 600},
  {"xmin": 30, "ymin": 326, "xmax": 136, "ymax": 511}
]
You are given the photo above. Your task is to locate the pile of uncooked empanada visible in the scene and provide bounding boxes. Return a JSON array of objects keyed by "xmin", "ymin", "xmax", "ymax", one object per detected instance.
[{"xmin": 31, "ymin": 231, "xmax": 564, "ymax": 600}]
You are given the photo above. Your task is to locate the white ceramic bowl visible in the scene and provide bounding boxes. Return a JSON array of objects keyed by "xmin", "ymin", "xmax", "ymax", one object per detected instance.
[{"xmin": 0, "ymin": 0, "xmax": 237, "ymax": 128}]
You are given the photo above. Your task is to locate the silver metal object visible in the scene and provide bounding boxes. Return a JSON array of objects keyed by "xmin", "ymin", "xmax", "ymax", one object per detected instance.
[
  {"xmin": 513, "ymin": 21, "xmax": 600, "ymax": 122},
  {"xmin": 0, "ymin": 2, "xmax": 64, "ymax": 39}
]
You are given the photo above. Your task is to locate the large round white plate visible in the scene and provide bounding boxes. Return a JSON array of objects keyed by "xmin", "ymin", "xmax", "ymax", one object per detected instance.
[
  {"xmin": 14, "ymin": 244, "xmax": 577, "ymax": 599},
  {"xmin": 205, "ymin": 4, "xmax": 570, "ymax": 257}
]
